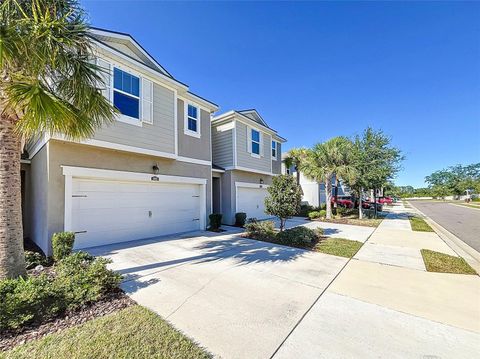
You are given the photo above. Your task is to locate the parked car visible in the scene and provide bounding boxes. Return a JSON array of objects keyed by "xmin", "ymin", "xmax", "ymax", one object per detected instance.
[
  {"xmin": 361, "ymin": 199, "xmax": 383, "ymax": 212},
  {"xmin": 331, "ymin": 196, "xmax": 355, "ymax": 208},
  {"xmin": 378, "ymin": 196, "xmax": 393, "ymax": 205}
]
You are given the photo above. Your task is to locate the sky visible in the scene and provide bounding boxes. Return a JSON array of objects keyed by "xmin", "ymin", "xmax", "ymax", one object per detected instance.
[{"xmin": 81, "ymin": 0, "xmax": 480, "ymax": 188}]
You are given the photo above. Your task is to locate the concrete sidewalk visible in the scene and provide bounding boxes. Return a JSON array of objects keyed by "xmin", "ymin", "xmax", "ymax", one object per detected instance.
[{"xmin": 274, "ymin": 203, "xmax": 480, "ymax": 358}]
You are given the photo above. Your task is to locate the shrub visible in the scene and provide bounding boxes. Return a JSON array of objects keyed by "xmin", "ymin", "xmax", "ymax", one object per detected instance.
[
  {"xmin": 0, "ymin": 275, "xmax": 63, "ymax": 330},
  {"xmin": 209, "ymin": 213, "xmax": 222, "ymax": 230},
  {"xmin": 235, "ymin": 212, "xmax": 247, "ymax": 227},
  {"xmin": 52, "ymin": 232, "xmax": 75, "ymax": 261},
  {"xmin": 318, "ymin": 210, "xmax": 327, "ymax": 218},
  {"xmin": 297, "ymin": 204, "xmax": 314, "ymax": 217},
  {"xmin": 308, "ymin": 211, "xmax": 321, "ymax": 220},
  {"xmin": 276, "ymin": 226, "xmax": 323, "ymax": 247},
  {"xmin": 24, "ymin": 251, "xmax": 48, "ymax": 270},
  {"xmin": 244, "ymin": 220, "xmax": 276, "ymax": 241},
  {"xmin": 55, "ymin": 252, "xmax": 122, "ymax": 308},
  {"xmin": 0, "ymin": 252, "xmax": 122, "ymax": 331},
  {"xmin": 336, "ymin": 207, "xmax": 347, "ymax": 216}
]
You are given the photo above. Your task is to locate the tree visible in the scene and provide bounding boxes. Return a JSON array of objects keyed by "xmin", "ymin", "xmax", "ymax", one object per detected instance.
[
  {"xmin": 0, "ymin": 0, "xmax": 116, "ymax": 279},
  {"xmin": 265, "ymin": 175, "xmax": 302, "ymax": 231},
  {"xmin": 301, "ymin": 137, "xmax": 354, "ymax": 219},
  {"xmin": 425, "ymin": 163, "xmax": 480, "ymax": 199},
  {"xmin": 283, "ymin": 148, "xmax": 307, "ymax": 185},
  {"xmin": 347, "ymin": 128, "xmax": 403, "ymax": 218}
]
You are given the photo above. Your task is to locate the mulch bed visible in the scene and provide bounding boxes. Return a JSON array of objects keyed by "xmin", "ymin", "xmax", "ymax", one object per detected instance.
[{"xmin": 0, "ymin": 289, "xmax": 135, "ymax": 352}]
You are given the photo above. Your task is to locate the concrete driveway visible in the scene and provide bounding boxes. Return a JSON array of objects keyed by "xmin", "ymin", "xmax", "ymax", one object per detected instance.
[{"xmin": 88, "ymin": 228, "xmax": 348, "ymax": 359}]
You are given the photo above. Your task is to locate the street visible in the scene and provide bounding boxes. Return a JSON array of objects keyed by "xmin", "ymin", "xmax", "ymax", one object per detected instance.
[{"xmin": 409, "ymin": 201, "xmax": 480, "ymax": 253}]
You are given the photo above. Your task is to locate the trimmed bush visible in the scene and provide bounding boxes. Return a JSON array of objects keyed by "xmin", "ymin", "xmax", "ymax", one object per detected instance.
[
  {"xmin": 52, "ymin": 232, "xmax": 75, "ymax": 261},
  {"xmin": 24, "ymin": 251, "xmax": 48, "ymax": 270},
  {"xmin": 234, "ymin": 212, "xmax": 247, "ymax": 227},
  {"xmin": 0, "ymin": 252, "xmax": 122, "ymax": 331},
  {"xmin": 308, "ymin": 210, "xmax": 326, "ymax": 220},
  {"xmin": 336, "ymin": 207, "xmax": 347, "ymax": 216},
  {"xmin": 276, "ymin": 226, "xmax": 323, "ymax": 247},
  {"xmin": 244, "ymin": 220, "xmax": 276, "ymax": 241},
  {"xmin": 209, "ymin": 213, "xmax": 222, "ymax": 230},
  {"xmin": 297, "ymin": 204, "xmax": 314, "ymax": 217}
]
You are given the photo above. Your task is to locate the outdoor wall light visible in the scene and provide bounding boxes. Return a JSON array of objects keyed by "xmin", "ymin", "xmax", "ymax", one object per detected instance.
[
  {"xmin": 260, "ymin": 178, "xmax": 264, "ymax": 184},
  {"xmin": 152, "ymin": 164, "xmax": 159, "ymax": 175}
]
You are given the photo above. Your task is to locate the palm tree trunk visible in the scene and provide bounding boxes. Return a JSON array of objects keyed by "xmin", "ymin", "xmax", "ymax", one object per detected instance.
[
  {"xmin": 0, "ymin": 113, "xmax": 26, "ymax": 279},
  {"xmin": 333, "ymin": 177, "xmax": 339, "ymax": 208},
  {"xmin": 325, "ymin": 176, "xmax": 333, "ymax": 219}
]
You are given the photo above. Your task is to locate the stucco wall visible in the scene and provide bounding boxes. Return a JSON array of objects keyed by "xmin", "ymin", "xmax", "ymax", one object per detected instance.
[
  {"xmin": 34, "ymin": 140, "xmax": 211, "ymax": 255},
  {"xmin": 221, "ymin": 169, "xmax": 272, "ymax": 225}
]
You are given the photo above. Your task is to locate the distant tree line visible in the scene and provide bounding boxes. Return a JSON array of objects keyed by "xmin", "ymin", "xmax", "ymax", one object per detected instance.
[{"xmin": 390, "ymin": 163, "xmax": 480, "ymax": 199}]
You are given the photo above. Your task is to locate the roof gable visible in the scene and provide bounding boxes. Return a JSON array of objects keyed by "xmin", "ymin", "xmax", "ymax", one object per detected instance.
[
  {"xmin": 89, "ymin": 27, "xmax": 173, "ymax": 78},
  {"xmin": 237, "ymin": 109, "xmax": 269, "ymax": 128}
]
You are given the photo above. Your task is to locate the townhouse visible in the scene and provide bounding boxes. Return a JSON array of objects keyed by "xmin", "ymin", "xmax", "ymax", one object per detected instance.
[{"xmin": 20, "ymin": 28, "xmax": 286, "ymax": 254}]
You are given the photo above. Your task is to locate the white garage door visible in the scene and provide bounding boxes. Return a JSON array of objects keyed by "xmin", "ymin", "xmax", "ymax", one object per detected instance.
[
  {"xmin": 71, "ymin": 178, "xmax": 202, "ymax": 249},
  {"xmin": 236, "ymin": 186, "xmax": 269, "ymax": 220}
]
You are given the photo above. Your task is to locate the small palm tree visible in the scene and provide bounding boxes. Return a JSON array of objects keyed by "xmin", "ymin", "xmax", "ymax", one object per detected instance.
[
  {"xmin": 0, "ymin": 0, "xmax": 116, "ymax": 279},
  {"xmin": 301, "ymin": 137, "xmax": 354, "ymax": 219},
  {"xmin": 284, "ymin": 147, "xmax": 307, "ymax": 185}
]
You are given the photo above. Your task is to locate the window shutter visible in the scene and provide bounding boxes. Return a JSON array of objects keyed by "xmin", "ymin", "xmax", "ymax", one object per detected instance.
[
  {"xmin": 247, "ymin": 126, "xmax": 252, "ymax": 153},
  {"xmin": 96, "ymin": 59, "xmax": 111, "ymax": 101},
  {"xmin": 141, "ymin": 78, "xmax": 153, "ymax": 124},
  {"xmin": 260, "ymin": 132, "xmax": 264, "ymax": 157}
]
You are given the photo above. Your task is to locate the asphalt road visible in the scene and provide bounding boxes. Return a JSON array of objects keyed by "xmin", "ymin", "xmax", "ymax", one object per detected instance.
[{"xmin": 410, "ymin": 201, "xmax": 480, "ymax": 253}]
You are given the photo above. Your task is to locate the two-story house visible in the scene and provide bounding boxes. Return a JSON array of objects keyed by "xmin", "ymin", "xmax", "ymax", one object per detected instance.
[
  {"xmin": 21, "ymin": 28, "xmax": 218, "ymax": 254},
  {"xmin": 211, "ymin": 110, "xmax": 286, "ymax": 224}
]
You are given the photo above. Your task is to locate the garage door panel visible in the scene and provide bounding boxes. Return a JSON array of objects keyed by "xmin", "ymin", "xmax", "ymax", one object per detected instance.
[
  {"xmin": 237, "ymin": 187, "xmax": 269, "ymax": 220},
  {"xmin": 71, "ymin": 178, "xmax": 202, "ymax": 249}
]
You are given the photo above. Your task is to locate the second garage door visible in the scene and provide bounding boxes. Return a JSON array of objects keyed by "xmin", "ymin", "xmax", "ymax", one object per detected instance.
[
  {"xmin": 236, "ymin": 186, "xmax": 269, "ymax": 220},
  {"xmin": 71, "ymin": 178, "xmax": 202, "ymax": 249}
]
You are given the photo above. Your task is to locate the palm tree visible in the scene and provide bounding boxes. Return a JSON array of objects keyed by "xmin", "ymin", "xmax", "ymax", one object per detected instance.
[
  {"xmin": 284, "ymin": 147, "xmax": 307, "ymax": 185},
  {"xmin": 0, "ymin": 0, "xmax": 116, "ymax": 279},
  {"xmin": 301, "ymin": 137, "xmax": 354, "ymax": 219}
]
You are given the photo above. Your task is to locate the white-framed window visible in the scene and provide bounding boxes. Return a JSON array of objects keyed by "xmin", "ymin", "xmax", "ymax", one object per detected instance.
[
  {"xmin": 272, "ymin": 140, "xmax": 277, "ymax": 160},
  {"xmin": 113, "ymin": 67, "xmax": 140, "ymax": 120},
  {"xmin": 251, "ymin": 129, "xmax": 261, "ymax": 156},
  {"xmin": 184, "ymin": 103, "xmax": 201, "ymax": 137}
]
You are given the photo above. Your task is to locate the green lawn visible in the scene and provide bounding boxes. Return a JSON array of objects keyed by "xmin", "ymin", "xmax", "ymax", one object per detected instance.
[
  {"xmin": 409, "ymin": 216, "xmax": 434, "ymax": 232},
  {"xmin": 315, "ymin": 238, "xmax": 363, "ymax": 258},
  {"xmin": 421, "ymin": 249, "xmax": 477, "ymax": 275},
  {"xmin": 2, "ymin": 305, "xmax": 211, "ymax": 359}
]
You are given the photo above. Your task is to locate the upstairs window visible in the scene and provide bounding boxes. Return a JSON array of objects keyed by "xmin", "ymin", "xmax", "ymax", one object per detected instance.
[
  {"xmin": 251, "ymin": 129, "xmax": 260, "ymax": 155},
  {"xmin": 113, "ymin": 67, "xmax": 140, "ymax": 119},
  {"xmin": 272, "ymin": 141, "xmax": 277, "ymax": 159},
  {"xmin": 188, "ymin": 104, "xmax": 198, "ymax": 132}
]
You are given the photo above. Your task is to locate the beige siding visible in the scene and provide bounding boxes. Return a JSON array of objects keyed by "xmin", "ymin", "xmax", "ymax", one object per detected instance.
[
  {"xmin": 93, "ymin": 83, "xmax": 175, "ymax": 154},
  {"xmin": 235, "ymin": 121, "xmax": 272, "ymax": 173},
  {"xmin": 212, "ymin": 124, "xmax": 234, "ymax": 168},
  {"xmin": 177, "ymin": 99, "xmax": 211, "ymax": 161},
  {"xmin": 272, "ymin": 142, "xmax": 282, "ymax": 174}
]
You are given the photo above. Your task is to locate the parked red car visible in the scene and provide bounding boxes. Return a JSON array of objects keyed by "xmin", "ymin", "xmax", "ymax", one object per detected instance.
[
  {"xmin": 378, "ymin": 197, "xmax": 393, "ymax": 205},
  {"xmin": 331, "ymin": 196, "xmax": 355, "ymax": 208}
]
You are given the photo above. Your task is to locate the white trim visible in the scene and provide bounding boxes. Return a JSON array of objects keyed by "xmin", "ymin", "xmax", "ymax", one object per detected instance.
[
  {"xmin": 90, "ymin": 28, "xmax": 172, "ymax": 78},
  {"xmin": 184, "ymin": 103, "xmax": 201, "ymax": 138},
  {"xmin": 176, "ymin": 156, "xmax": 211, "ymax": 166},
  {"xmin": 250, "ymin": 127, "xmax": 261, "ymax": 158},
  {"xmin": 116, "ymin": 114, "xmax": 143, "ymax": 127},
  {"xmin": 62, "ymin": 166, "xmax": 207, "ymax": 231},
  {"xmin": 177, "ymin": 95, "xmax": 217, "ymax": 113},
  {"xmin": 27, "ymin": 133, "xmax": 50, "ymax": 159},
  {"xmin": 20, "ymin": 159, "xmax": 31, "ymax": 164},
  {"xmin": 233, "ymin": 120, "xmax": 237, "ymax": 167},
  {"xmin": 224, "ymin": 166, "xmax": 273, "ymax": 176},
  {"xmin": 235, "ymin": 181, "xmax": 270, "ymax": 189},
  {"xmin": 212, "ymin": 168, "xmax": 225, "ymax": 173},
  {"xmin": 272, "ymin": 140, "xmax": 277, "ymax": 161},
  {"xmin": 174, "ymin": 89, "xmax": 178, "ymax": 155},
  {"xmin": 93, "ymin": 39, "xmax": 188, "ymax": 92}
]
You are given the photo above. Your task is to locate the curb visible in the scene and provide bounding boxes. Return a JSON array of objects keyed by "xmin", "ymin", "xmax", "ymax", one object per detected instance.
[{"xmin": 407, "ymin": 201, "xmax": 480, "ymax": 274}]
